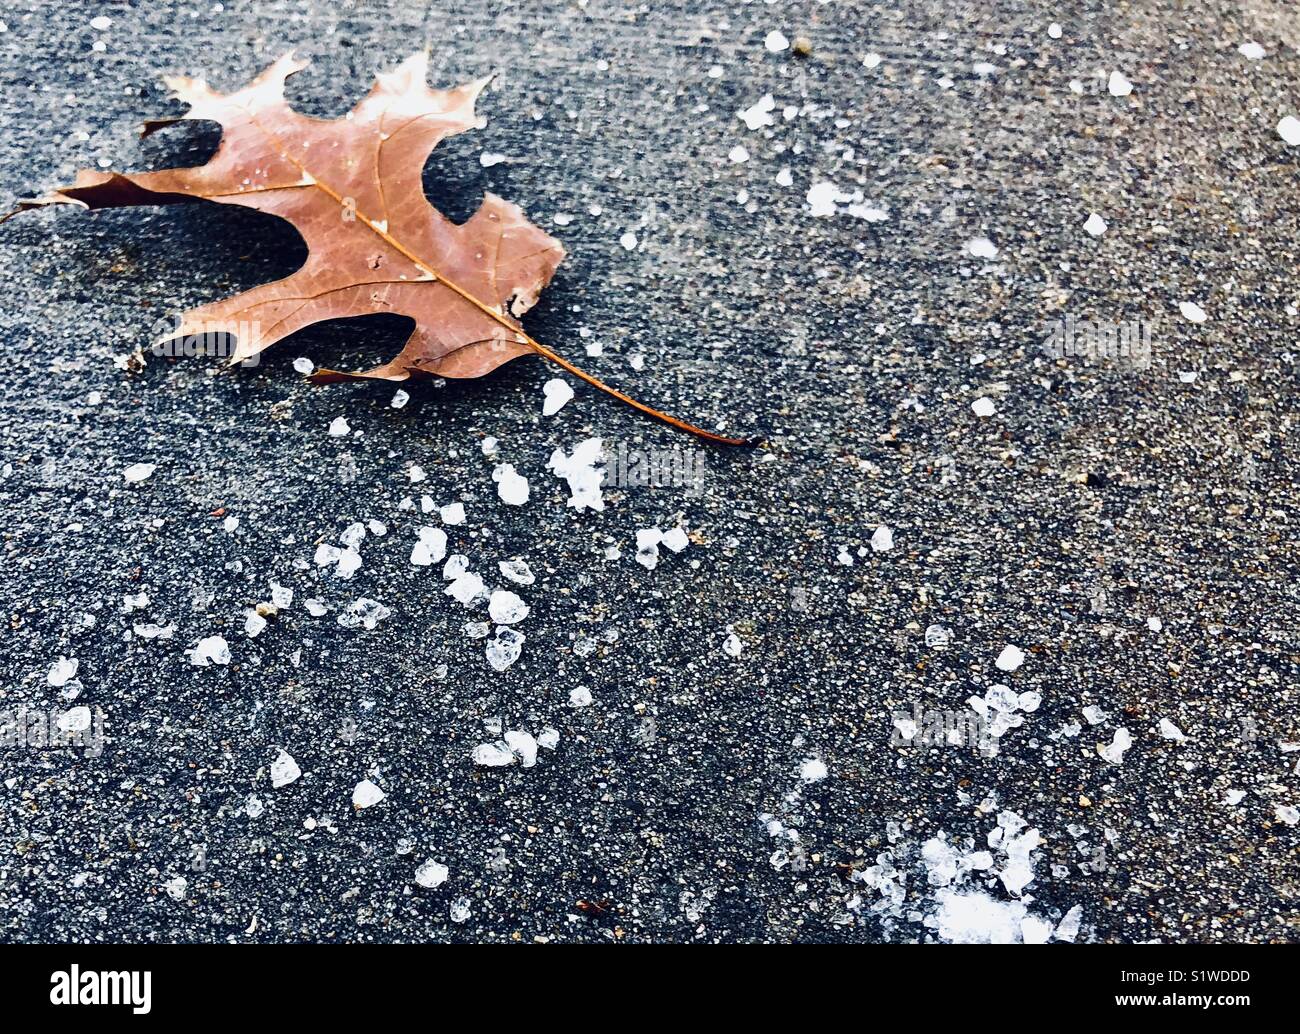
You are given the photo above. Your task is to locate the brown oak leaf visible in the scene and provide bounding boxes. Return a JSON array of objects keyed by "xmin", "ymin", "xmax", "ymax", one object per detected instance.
[{"xmin": 8, "ymin": 52, "xmax": 746, "ymax": 444}]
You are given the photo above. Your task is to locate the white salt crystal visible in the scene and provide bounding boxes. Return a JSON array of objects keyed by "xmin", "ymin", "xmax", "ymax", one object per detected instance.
[
  {"xmin": 440, "ymin": 502, "xmax": 466, "ymax": 525},
  {"xmin": 493, "ymin": 463, "xmax": 530, "ymax": 505},
  {"xmin": 123, "ymin": 462, "xmax": 155, "ymax": 483},
  {"xmin": 1107, "ymin": 70, "xmax": 1133, "ymax": 97},
  {"xmin": 764, "ymin": 30, "xmax": 789, "ymax": 52},
  {"xmin": 995, "ymin": 644, "xmax": 1025, "ymax": 672},
  {"xmin": 1083, "ymin": 212, "xmax": 1107, "ymax": 236},
  {"xmin": 965, "ymin": 236, "xmax": 998, "ymax": 259},
  {"xmin": 871, "ymin": 525, "xmax": 894, "ymax": 551},
  {"xmin": 352, "ymin": 779, "xmax": 385, "ymax": 809},
  {"xmin": 1159, "ymin": 718, "xmax": 1187, "ymax": 742},
  {"xmin": 328, "ymin": 416, "xmax": 350, "ymax": 437},
  {"xmin": 292, "ymin": 356, "xmax": 313, "ymax": 374},
  {"xmin": 542, "ymin": 377, "xmax": 574, "ymax": 415},
  {"xmin": 1099, "ymin": 727, "xmax": 1133, "ymax": 764},
  {"xmin": 1178, "ymin": 300, "xmax": 1208, "ymax": 323},
  {"xmin": 661, "ymin": 527, "xmax": 689, "ymax": 553},
  {"xmin": 739, "ymin": 94, "xmax": 775, "ymax": 130},
  {"xmin": 488, "ymin": 590, "xmax": 529, "ymax": 625},
  {"xmin": 485, "ymin": 628, "xmax": 525, "ymax": 671},
  {"xmin": 189, "ymin": 635, "xmax": 231, "ymax": 667},
  {"xmin": 1278, "ymin": 116, "xmax": 1300, "ymax": 146},
  {"xmin": 410, "ymin": 526, "xmax": 447, "ymax": 566},
  {"xmin": 270, "ymin": 749, "xmax": 301, "ymax": 787},
  {"xmin": 498, "ymin": 559, "xmax": 535, "ymax": 585},
  {"xmin": 390, "ymin": 389, "xmax": 410, "ymax": 409},
  {"xmin": 723, "ymin": 632, "xmax": 743, "ymax": 658},
  {"xmin": 47, "ymin": 657, "xmax": 78, "ymax": 687},
  {"xmin": 569, "ymin": 686, "xmax": 593, "ymax": 707},
  {"xmin": 800, "ymin": 758, "xmax": 828, "ymax": 783},
  {"xmin": 415, "ymin": 859, "xmax": 449, "ymax": 888}
]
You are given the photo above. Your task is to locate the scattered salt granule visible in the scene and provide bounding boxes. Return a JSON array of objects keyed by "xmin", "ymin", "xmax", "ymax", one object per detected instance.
[
  {"xmin": 1082, "ymin": 704, "xmax": 1106, "ymax": 725},
  {"xmin": 1239, "ymin": 42, "xmax": 1266, "ymax": 60},
  {"xmin": 1159, "ymin": 718, "xmax": 1187, "ymax": 742},
  {"xmin": 480, "ymin": 151, "xmax": 508, "ymax": 167},
  {"xmin": 493, "ymin": 462, "xmax": 530, "ymax": 505},
  {"xmin": 1107, "ymin": 70, "xmax": 1133, "ymax": 97},
  {"xmin": 336, "ymin": 598, "xmax": 391, "ymax": 630},
  {"xmin": 473, "ymin": 741, "xmax": 515, "ymax": 766},
  {"xmin": 870, "ymin": 525, "xmax": 894, "ymax": 552},
  {"xmin": 292, "ymin": 356, "xmax": 313, "ymax": 374},
  {"xmin": 408, "ymin": 463, "xmax": 426, "ymax": 483},
  {"xmin": 635, "ymin": 527, "xmax": 662, "ymax": 570},
  {"xmin": 304, "ymin": 598, "xmax": 327, "ymax": 617},
  {"xmin": 800, "ymin": 758, "xmax": 828, "ymax": 783},
  {"xmin": 1056, "ymin": 905, "xmax": 1083, "ymax": 942},
  {"xmin": 47, "ymin": 657, "xmax": 78, "ymax": 687},
  {"xmin": 163, "ymin": 877, "xmax": 187, "ymax": 901},
  {"xmin": 965, "ymin": 236, "xmax": 998, "ymax": 259},
  {"xmin": 485, "ymin": 628, "xmax": 525, "ymax": 671},
  {"xmin": 547, "ymin": 438, "xmax": 606, "ymax": 512},
  {"xmin": 569, "ymin": 686, "xmax": 593, "ymax": 707},
  {"xmin": 932, "ymin": 889, "xmax": 1027, "ymax": 944},
  {"xmin": 410, "ymin": 526, "xmax": 447, "ymax": 566},
  {"xmin": 56, "ymin": 707, "xmax": 91, "ymax": 733},
  {"xmin": 352, "ymin": 779, "xmax": 385, "ymax": 809},
  {"xmin": 488, "ymin": 590, "xmax": 529, "ymax": 625},
  {"xmin": 862, "ymin": 52, "xmax": 882, "ymax": 68},
  {"xmin": 223, "ymin": 515, "xmax": 239, "ymax": 532},
  {"xmin": 498, "ymin": 559, "xmax": 535, "ymax": 585},
  {"xmin": 739, "ymin": 93, "xmax": 776, "ymax": 130},
  {"xmin": 1178, "ymin": 300, "xmax": 1208, "ymax": 323},
  {"xmin": 972, "ymin": 61, "xmax": 997, "ymax": 76},
  {"xmin": 995, "ymin": 644, "xmax": 1025, "ymax": 672},
  {"xmin": 1083, "ymin": 212, "xmax": 1107, "ymax": 236},
  {"xmin": 764, "ymin": 30, "xmax": 789, "ymax": 52},
  {"xmin": 1099, "ymin": 726, "xmax": 1133, "ymax": 764},
  {"xmin": 446, "ymin": 570, "xmax": 488, "ymax": 607},
  {"xmin": 334, "ymin": 547, "xmax": 362, "ymax": 579},
  {"xmin": 1278, "ymin": 116, "xmax": 1300, "ymax": 146},
  {"xmin": 244, "ymin": 611, "xmax": 267, "ymax": 638},
  {"xmin": 188, "ymin": 635, "xmax": 231, "ymax": 667},
  {"xmin": 1224, "ymin": 789, "xmax": 1247, "ymax": 806},
  {"xmin": 775, "ymin": 167, "xmax": 793, "ymax": 187},
  {"xmin": 415, "ymin": 859, "xmax": 449, "ymax": 888},
  {"xmin": 504, "ymin": 730, "xmax": 539, "ymax": 768},
  {"xmin": 90, "ymin": 15, "xmax": 111, "ymax": 30},
  {"xmin": 390, "ymin": 389, "xmax": 410, "ymax": 409},
  {"xmin": 1274, "ymin": 805, "xmax": 1298, "ymax": 825},
  {"xmin": 443, "ymin": 554, "xmax": 470, "ymax": 580},
  {"xmin": 619, "ymin": 231, "xmax": 637, "ymax": 250},
  {"xmin": 123, "ymin": 462, "xmax": 155, "ymax": 483},
  {"xmin": 328, "ymin": 416, "xmax": 350, "ymax": 437},
  {"xmin": 971, "ymin": 396, "xmax": 996, "ymax": 417},
  {"xmin": 538, "ymin": 727, "xmax": 560, "ymax": 750},
  {"xmin": 728, "ymin": 144, "xmax": 749, "ymax": 164},
  {"xmin": 270, "ymin": 749, "xmax": 301, "ymax": 788},
  {"xmin": 541, "ymin": 377, "xmax": 574, "ymax": 415},
  {"xmin": 807, "ymin": 181, "xmax": 853, "ymax": 217},
  {"xmin": 440, "ymin": 502, "xmax": 466, "ymax": 525},
  {"xmin": 722, "ymin": 632, "xmax": 743, "ymax": 658},
  {"xmin": 1147, "ymin": 615, "xmax": 1163, "ymax": 632},
  {"xmin": 925, "ymin": 624, "xmax": 952, "ymax": 650},
  {"xmin": 661, "ymin": 526, "xmax": 689, "ymax": 553},
  {"xmin": 1047, "ymin": 22, "xmax": 1062, "ymax": 39},
  {"xmin": 133, "ymin": 622, "xmax": 175, "ymax": 639}
]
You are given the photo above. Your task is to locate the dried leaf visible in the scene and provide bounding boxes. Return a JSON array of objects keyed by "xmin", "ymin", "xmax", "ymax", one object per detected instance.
[{"xmin": 8, "ymin": 52, "xmax": 746, "ymax": 444}]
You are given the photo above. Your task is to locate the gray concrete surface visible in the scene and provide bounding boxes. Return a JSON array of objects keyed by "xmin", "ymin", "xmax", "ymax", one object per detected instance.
[{"xmin": 0, "ymin": 0, "xmax": 1297, "ymax": 943}]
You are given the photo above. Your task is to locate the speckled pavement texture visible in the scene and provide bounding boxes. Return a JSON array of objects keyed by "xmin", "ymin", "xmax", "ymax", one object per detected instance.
[{"xmin": 0, "ymin": 0, "xmax": 1297, "ymax": 943}]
